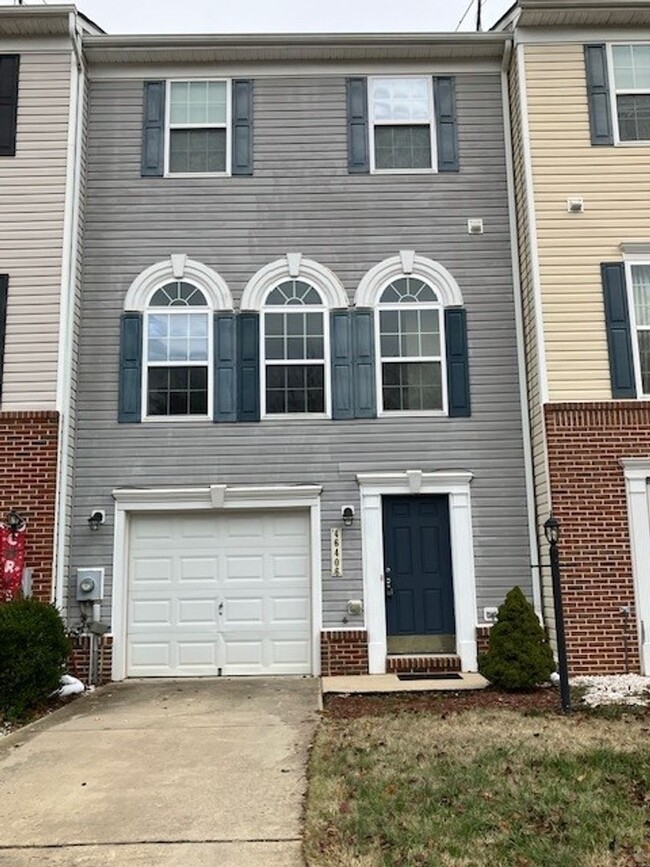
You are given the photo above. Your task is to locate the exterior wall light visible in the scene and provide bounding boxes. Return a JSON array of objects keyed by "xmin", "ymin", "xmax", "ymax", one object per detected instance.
[
  {"xmin": 6, "ymin": 510, "xmax": 26, "ymax": 533},
  {"xmin": 341, "ymin": 505, "xmax": 355, "ymax": 527},
  {"xmin": 88, "ymin": 510, "xmax": 106, "ymax": 532}
]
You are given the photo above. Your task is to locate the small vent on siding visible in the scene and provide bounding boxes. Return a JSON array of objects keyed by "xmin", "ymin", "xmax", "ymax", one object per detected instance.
[
  {"xmin": 567, "ymin": 197, "xmax": 585, "ymax": 214},
  {"xmin": 467, "ymin": 218, "xmax": 484, "ymax": 235}
]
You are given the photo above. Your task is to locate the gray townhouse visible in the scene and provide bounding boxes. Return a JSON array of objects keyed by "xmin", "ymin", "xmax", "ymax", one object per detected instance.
[{"xmin": 66, "ymin": 28, "xmax": 540, "ymax": 682}]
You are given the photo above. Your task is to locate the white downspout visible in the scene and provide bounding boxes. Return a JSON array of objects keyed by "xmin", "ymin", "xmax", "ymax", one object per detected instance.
[
  {"xmin": 501, "ymin": 40, "xmax": 543, "ymax": 618},
  {"xmin": 53, "ymin": 12, "xmax": 85, "ymax": 611}
]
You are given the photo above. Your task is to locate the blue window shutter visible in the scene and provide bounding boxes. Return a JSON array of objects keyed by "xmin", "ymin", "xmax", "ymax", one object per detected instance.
[
  {"xmin": 0, "ymin": 275, "xmax": 8, "ymax": 403},
  {"xmin": 602, "ymin": 262, "xmax": 636, "ymax": 398},
  {"xmin": 584, "ymin": 45, "xmax": 614, "ymax": 146},
  {"xmin": 445, "ymin": 308, "xmax": 471, "ymax": 417},
  {"xmin": 353, "ymin": 308, "xmax": 376, "ymax": 418},
  {"xmin": 214, "ymin": 313, "xmax": 237, "ymax": 422},
  {"xmin": 346, "ymin": 78, "xmax": 369, "ymax": 174},
  {"xmin": 232, "ymin": 79, "xmax": 253, "ymax": 176},
  {"xmin": 237, "ymin": 312, "xmax": 260, "ymax": 422},
  {"xmin": 141, "ymin": 81, "xmax": 165, "ymax": 177},
  {"xmin": 118, "ymin": 313, "xmax": 142, "ymax": 423},
  {"xmin": 433, "ymin": 77, "xmax": 459, "ymax": 172},
  {"xmin": 331, "ymin": 311, "xmax": 354, "ymax": 420},
  {"xmin": 0, "ymin": 55, "xmax": 19, "ymax": 157}
]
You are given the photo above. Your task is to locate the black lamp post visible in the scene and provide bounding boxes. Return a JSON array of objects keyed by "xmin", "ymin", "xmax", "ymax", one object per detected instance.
[{"xmin": 544, "ymin": 514, "xmax": 571, "ymax": 713}]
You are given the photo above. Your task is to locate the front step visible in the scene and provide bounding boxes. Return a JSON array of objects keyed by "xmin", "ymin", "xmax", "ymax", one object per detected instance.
[{"xmin": 386, "ymin": 654, "xmax": 461, "ymax": 674}]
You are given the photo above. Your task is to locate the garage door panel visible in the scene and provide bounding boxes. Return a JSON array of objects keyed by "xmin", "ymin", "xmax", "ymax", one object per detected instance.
[{"xmin": 127, "ymin": 510, "xmax": 312, "ymax": 677}]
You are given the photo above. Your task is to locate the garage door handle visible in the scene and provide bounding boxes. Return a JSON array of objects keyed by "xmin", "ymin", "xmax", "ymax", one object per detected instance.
[{"xmin": 218, "ymin": 601, "xmax": 224, "ymax": 615}]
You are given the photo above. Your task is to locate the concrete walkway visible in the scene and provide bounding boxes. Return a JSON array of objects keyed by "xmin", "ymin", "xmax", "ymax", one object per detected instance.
[{"xmin": 0, "ymin": 678, "xmax": 320, "ymax": 866}]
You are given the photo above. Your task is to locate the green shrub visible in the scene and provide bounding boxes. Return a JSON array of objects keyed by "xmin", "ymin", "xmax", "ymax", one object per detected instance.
[
  {"xmin": 0, "ymin": 598, "xmax": 71, "ymax": 721},
  {"xmin": 479, "ymin": 586, "xmax": 555, "ymax": 691}
]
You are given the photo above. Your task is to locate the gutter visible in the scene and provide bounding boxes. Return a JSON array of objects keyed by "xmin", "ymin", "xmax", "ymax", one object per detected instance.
[{"xmin": 500, "ymin": 39, "xmax": 543, "ymax": 618}]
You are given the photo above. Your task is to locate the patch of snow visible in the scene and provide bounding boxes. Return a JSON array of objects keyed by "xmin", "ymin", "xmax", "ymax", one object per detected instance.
[
  {"xmin": 56, "ymin": 674, "xmax": 85, "ymax": 698},
  {"xmin": 570, "ymin": 674, "xmax": 650, "ymax": 707}
]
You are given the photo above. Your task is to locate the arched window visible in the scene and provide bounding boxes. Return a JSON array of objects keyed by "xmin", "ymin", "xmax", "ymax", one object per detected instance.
[
  {"xmin": 145, "ymin": 281, "xmax": 211, "ymax": 417},
  {"xmin": 355, "ymin": 251, "xmax": 466, "ymax": 416},
  {"xmin": 262, "ymin": 279, "xmax": 328, "ymax": 415},
  {"xmin": 377, "ymin": 276, "xmax": 443, "ymax": 412},
  {"xmin": 120, "ymin": 256, "xmax": 233, "ymax": 423}
]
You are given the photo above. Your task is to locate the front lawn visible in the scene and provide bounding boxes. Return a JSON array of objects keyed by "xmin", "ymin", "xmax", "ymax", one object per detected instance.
[{"xmin": 304, "ymin": 701, "xmax": 650, "ymax": 866}]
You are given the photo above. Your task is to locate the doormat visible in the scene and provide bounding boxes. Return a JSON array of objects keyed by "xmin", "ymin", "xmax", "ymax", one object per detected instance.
[{"xmin": 396, "ymin": 672, "xmax": 463, "ymax": 681}]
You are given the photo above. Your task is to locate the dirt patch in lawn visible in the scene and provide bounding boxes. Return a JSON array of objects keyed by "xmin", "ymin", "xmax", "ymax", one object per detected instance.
[{"xmin": 305, "ymin": 705, "xmax": 650, "ymax": 866}]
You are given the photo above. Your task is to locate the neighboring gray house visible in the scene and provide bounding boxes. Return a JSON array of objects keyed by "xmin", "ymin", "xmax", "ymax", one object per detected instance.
[{"xmin": 69, "ymin": 30, "xmax": 539, "ymax": 681}]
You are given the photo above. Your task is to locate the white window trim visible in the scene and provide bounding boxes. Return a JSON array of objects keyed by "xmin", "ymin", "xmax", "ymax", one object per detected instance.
[
  {"xmin": 368, "ymin": 75, "xmax": 438, "ymax": 175},
  {"xmin": 261, "ymin": 299, "xmax": 332, "ymax": 420},
  {"xmin": 164, "ymin": 77, "xmax": 232, "ymax": 177},
  {"xmin": 621, "ymin": 459, "xmax": 650, "ymax": 674},
  {"xmin": 624, "ymin": 258, "xmax": 650, "ymax": 398},
  {"xmin": 607, "ymin": 42, "xmax": 650, "ymax": 147},
  {"xmin": 143, "ymin": 302, "xmax": 213, "ymax": 422},
  {"xmin": 375, "ymin": 296, "xmax": 448, "ymax": 417},
  {"xmin": 110, "ymin": 484, "xmax": 323, "ymax": 681},
  {"xmin": 357, "ymin": 470, "xmax": 477, "ymax": 674}
]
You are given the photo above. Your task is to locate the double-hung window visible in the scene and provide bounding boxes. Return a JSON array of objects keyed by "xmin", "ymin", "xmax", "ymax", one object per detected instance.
[
  {"xmin": 629, "ymin": 264, "xmax": 650, "ymax": 396},
  {"xmin": 610, "ymin": 44, "xmax": 650, "ymax": 143},
  {"xmin": 167, "ymin": 80, "xmax": 230, "ymax": 175},
  {"xmin": 262, "ymin": 280, "xmax": 329, "ymax": 416},
  {"xmin": 377, "ymin": 276, "xmax": 445, "ymax": 413},
  {"xmin": 145, "ymin": 281, "xmax": 211, "ymax": 418},
  {"xmin": 369, "ymin": 77, "xmax": 435, "ymax": 172}
]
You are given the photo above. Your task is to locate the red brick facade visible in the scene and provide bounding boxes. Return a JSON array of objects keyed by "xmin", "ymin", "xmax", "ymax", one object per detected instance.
[
  {"xmin": 0, "ymin": 411, "xmax": 58, "ymax": 602},
  {"xmin": 321, "ymin": 629, "xmax": 369, "ymax": 675},
  {"xmin": 545, "ymin": 402, "xmax": 650, "ymax": 675},
  {"xmin": 70, "ymin": 634, "xmax": 113, "ymax": 685}
]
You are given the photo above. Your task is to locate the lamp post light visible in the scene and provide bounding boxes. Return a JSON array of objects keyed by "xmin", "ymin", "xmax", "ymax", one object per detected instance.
[{"xmin": 544, "ymin": 514, "xmax": 571, "ymax": 714}]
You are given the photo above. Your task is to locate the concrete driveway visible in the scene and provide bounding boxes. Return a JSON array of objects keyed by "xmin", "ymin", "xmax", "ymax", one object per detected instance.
[{"xmin": 0, "ymin": 678, "xmax": 320, "ymax": 866}]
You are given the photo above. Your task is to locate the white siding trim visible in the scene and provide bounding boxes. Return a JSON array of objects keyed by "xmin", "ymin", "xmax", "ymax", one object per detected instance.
[
  {"xmin": 355, "ymin": 252, "xmax": 464, "ymax": 308},
  {"xmin": 357, "ymin": 470, "xmax": 477, "ymax": 674},
  {"xmin": 241, "ymin": 254, "xmax": 348, "ymax": 310},
  {"xmin": 110, "ymin": 483, "xmax": 323, "ymax": 681},
  {"xmin": 622, "ymin": 459, "xmax": 650, "ymax": 674},
  {"xmin": 501, "ymin": 61, "xmax": 542, "ymax": 616},
  {"xmin": 124, "ymin": 256, "xmax": 234, "ymax": 311}
]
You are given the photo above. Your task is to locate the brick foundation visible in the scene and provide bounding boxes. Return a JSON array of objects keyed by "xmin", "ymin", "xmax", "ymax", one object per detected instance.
[
  {"xmin": 69, "ymin": 633, "xmax": 113, "ymax": 685},
  {"xmin": 386, "ymin": 654, "xmax": 460, "ymax": 674},
  {"xmin": 321, "ymin": 629, "xmax": 369, "ymax": 676},
  {"xmin": 476, "ymin": 625, "xmax": 491, "ymax": 657},
  {"xmin": 545, "ymin": 402, "xmax": 650, "ymax": 675},
  {"xmin": 0, "ymin": 411, "xmax": 59, "ymax": 602}
]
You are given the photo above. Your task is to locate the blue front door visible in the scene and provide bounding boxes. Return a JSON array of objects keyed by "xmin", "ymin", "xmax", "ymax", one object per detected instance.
[{"xmin": 382, "ymin": 495, "xmax": 455, "ymax": 654}]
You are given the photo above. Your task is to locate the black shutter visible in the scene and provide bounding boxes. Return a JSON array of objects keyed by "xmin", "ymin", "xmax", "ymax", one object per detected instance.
[
  {"xmin": 214, "ymin": 313, "xmax": 237, "ymax": 422},
  {"xmin": 433, "ymin": 76, "xmax": 459, "ymax": 172},
  {"xmin": 0, "ymin": 55, "xmax": 19, "ymax": 157},
  {"xmin": 141, "ymin": 81, "xmax": 165, "ymax": 177},
  {"xmin": 346, "ymin": 78, "xmax": 370, "ymax": 174},
  {"xmin": 353, "ymin": 308, "xmax": 376, "ymax": 418},
  {"xmin": 237, "ymin": 312, "xmax": 260, "ymax": 421},
  {"xmin": 445, "ymin": 308, "xmax": 471, "ymax": 417},
  {"xmin": 118, "ymin": 313, "xmax": 143, "ymax": 423},
  {"xmin": 584, "ymin": 45, "xmax": 614, "ymax": 146},
  {"xmin": 232, "ymin": 79, "xmax": 254, "ymax": 176},
  {"xmin": 330, "ymin": 311, "xmax": 354, "ymax": 420},
  {"xmin": 602, "ymin": 262, "xmax": 637, "ymax": 398},
  {"xmin": 0, "ymin": 275, "xmax": 8, "ymax": 403}
]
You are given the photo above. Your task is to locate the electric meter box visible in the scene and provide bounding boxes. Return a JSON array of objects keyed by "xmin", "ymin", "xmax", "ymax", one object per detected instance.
[{"xmin": 76, "ymin": 568, "xmax": 104, "ymax": 602}]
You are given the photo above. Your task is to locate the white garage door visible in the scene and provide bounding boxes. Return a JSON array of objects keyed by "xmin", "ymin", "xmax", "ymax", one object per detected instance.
[{"xmin": 127, "ymin": 510, "xmax": 312, "ymax": 677}]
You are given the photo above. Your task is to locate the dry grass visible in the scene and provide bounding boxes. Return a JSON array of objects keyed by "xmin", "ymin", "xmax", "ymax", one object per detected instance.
[{"xmin": 304, "ymin": 709, "xmax": 650, "ymax": 867}]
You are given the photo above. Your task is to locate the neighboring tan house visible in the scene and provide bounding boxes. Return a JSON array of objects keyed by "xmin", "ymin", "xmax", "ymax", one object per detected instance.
[
  {"xmin": 0, "ymin": 6, "xmax": 100, "ymax": 607},
  {"xmin": 503, "ymin": 0, "xmax": 650, "ymax": 674},
  {"xmin": 66, "ymin": 28, "xmax": 540, "ymax": 682}
]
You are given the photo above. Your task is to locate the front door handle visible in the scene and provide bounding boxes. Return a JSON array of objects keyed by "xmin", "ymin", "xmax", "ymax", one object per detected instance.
[{"xmin": 385, "ymin": 575, "xmax": 394, "ymax": 598}]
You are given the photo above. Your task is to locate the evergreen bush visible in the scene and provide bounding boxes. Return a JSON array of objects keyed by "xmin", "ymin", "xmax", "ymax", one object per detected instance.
[
  {"xmin": 0, "ymin": 598, "xmax": 71, "ymax": 721},
  {"xmin": 479, "ymin": 586, "xmax": 555, "ymax": 690}
]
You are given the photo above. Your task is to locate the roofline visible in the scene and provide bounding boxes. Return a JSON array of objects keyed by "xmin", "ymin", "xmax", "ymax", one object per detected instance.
[
  {"xmin": 0, "ymin": 4, "xmax": 104, "ymax": 36},
  {"xmin": 520, "ymin": 0, "xmax": 650, "ymax": 7}
]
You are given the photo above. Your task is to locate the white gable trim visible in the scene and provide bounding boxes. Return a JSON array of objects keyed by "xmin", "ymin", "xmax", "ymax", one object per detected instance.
[
  {"xmin": 124, "ymin": 255, "xmax": 234, "ymax": 311},
  {"xmin": 355, "ymin": 252, "xmax": 464, "ymax": 308},
  {"xmin": 240, "ymin": 254, "xmax": 349, "ymax": 310}
]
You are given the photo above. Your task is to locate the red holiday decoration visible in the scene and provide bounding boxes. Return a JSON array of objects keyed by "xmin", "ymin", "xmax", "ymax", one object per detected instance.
[{"xmin": 0, "ymin": 526, "xmax": 26, "ymax": 602}]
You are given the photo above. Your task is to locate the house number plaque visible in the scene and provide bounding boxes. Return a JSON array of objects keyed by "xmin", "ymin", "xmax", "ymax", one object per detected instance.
[{"xmin": 331, "ymin": 528, "xmax": 343, "ymax": 577}]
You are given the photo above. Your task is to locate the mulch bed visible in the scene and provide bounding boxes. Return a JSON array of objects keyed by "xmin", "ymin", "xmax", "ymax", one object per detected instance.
[{"xmin": 324, "ymin": 686, "xmax": 573, "ymax": 719}]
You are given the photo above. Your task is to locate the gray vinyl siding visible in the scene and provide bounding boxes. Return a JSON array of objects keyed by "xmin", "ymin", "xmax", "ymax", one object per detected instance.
[
  {"xmin": 70, "ymin": 70, "xmax": 531, "ymax": 631},
  {"xmin": 0, "ymin": 50, "xmax": 71, "ymax": 410}
]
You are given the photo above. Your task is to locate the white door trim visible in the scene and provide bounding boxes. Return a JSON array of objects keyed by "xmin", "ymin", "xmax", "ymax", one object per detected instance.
[
  {"xmin": 110, "ymin": 484, "xmax": 322, "ymax": 681},
  {"xmin": 622, "ymin": 459, "xmax": 650, "ymax": 674},
  {"xmin": 357, "ymin": 470, "xmax": 477, "ymax": 674}
]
